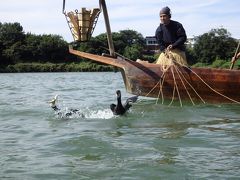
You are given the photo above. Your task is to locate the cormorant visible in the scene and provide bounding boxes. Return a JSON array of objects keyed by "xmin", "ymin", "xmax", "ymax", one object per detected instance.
[
  {"xmin": 48, "ymin": 95, "xmax": 84, "ymax": 118},
  {"xmin": 110, "ymin": 90, "xmax": 138, "ymax": 115}
]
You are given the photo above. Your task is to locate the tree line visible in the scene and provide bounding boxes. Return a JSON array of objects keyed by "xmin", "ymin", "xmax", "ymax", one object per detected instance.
[
  {"xmin": 0, "ymin": 22, "xmax": 238, "ymax": 72},
  {"xmin": 0, "ymin": 22, "xmax": 70, "ymax": 65}
]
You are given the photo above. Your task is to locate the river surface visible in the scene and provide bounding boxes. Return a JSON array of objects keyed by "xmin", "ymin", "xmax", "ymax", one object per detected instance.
[{"xmin": 0, "ymin": 72, "xmax": 240, "ymax": 179}]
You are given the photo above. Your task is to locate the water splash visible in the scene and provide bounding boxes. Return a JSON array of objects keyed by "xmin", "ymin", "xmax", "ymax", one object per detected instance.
[
  {"xmin": 53, "ymin": 107, "xmax": 114, "ymax": 119},
  {"xmin": 84, "ymin": 108, "xmax": 114, "ymax": 119}
]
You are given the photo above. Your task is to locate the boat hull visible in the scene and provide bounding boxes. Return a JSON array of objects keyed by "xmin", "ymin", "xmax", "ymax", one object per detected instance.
[
  {"xmin": 69, "ymin": 48, "xmax": 240, "ymax": 104},
  {"xmin": 121, "ymin": 62, "xmax": 240, "ymax": 104}
]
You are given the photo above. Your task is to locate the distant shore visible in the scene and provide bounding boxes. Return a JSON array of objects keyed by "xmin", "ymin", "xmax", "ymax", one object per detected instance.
[{"xmin": 0, "ymin": 62, "xmax": 115, "ymax": 73}]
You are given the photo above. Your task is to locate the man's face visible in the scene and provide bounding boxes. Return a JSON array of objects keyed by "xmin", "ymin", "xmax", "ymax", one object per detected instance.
[{"xmin": 160, "ymin": 14, "xmax": 170, "ymax": 25}]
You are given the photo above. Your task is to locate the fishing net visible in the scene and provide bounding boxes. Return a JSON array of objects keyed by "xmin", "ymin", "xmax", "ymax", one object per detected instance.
[{"xmin": 156, "ymin": 49, "xmax": 188, "ymax": 71}]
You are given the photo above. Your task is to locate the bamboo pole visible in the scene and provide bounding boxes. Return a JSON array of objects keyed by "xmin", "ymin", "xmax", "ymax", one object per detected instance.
[
  {"xmin": 230, "ymin": 40, "xmax": 240, "ymax": 70},
  {"xmin": 100, "ymin": 0, "xmax": 115, "ymax": 57}
]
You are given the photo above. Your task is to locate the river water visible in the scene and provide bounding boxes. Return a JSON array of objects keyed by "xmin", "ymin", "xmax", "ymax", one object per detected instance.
[{"xmin": 0, "ymin": 72, "xmax": 240, "ymax": 179}]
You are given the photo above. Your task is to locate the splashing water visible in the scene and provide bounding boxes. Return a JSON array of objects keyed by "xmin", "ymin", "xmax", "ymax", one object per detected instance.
[
  {"xmin": 49, "ymin": 95, "xmax": 114, "ymax": 119},
  {"xmin": 53, "ymin": 107, "xmax": 114, "ymax": 119},
  {"xmin": 85, "ymin": 108, "xmax": 114, "ymax": 119}
]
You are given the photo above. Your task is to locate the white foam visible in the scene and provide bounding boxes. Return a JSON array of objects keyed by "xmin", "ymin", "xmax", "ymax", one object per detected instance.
[
  {"xmin": 85, "ymin": 109, "xmax": 114, "ymax": 119},
  {"xmin": 49, "ymin": 95, "xmax": 114, "ymax": 119}
]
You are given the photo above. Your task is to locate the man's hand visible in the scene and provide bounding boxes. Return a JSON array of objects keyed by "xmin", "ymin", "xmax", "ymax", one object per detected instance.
[
  {"xmin": 167, "ymin": 44, "xmax": 173, "ymax": 51},
  {"xmin": 164, "ymin": 51, "xmax": 169, "ymax": 58}
]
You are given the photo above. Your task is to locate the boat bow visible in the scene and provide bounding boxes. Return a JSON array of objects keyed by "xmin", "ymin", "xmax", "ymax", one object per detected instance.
[{"xmin": 69, "ymin": 47, "xmax": 126, "ymax": 69}]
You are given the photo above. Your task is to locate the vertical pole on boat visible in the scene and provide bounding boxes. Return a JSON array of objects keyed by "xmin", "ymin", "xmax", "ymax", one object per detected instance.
[
  {"xmin": 62, "ymin": 0, "xmax": 66, "ymax": 14},
  {"xmin": 100, "ymin": 0, "xmax": 115, "ymax": 57},
  {"xmin": 230, "ymin": 40, "xmax": 240, "ymax": 70}
]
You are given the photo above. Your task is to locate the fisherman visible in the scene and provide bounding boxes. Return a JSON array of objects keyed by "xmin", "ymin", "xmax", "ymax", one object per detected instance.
[
  {"xmin": 155, "ymin": 6, "xmax": 188, "ymax": 67},
  {"xmin": 231, "ymin": 52, "xmax": 240, "ymax": 64}
]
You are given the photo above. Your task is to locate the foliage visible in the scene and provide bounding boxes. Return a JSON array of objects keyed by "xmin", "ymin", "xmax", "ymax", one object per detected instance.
[
  {"xmin": 142, "ymin": 54, "xmax": 157, "ymax": 63},
  {"xmin": 192, "ymin": 28, "xmax": 237, "ymax": 64},
  {"xmin": 191, "ymin": 62, "xmax": 209, "ymax": 68},
  {"xmin": 0, "ymin": 22, "xmax": 25, "ymax": 46},
  {"xmin": 210, "ymin": 59, "xmax": 226, "ymax": 68},
  {"xmin": 0, "ymin": 22, "xmax": 69, "ymax": 67},
  {"xmin": 23, "ymin": 33, "xmax": 69, "ymax": 63},
  {"xmin": 3, "ymin": 62, "xmax": 114, "ymax": 73},
  {"xmin": 77, "ymin": 29, "xmax": 145, "ymax": 60},
  {"xmin": 0, "ymin": 22, "xmax": 25, "ymax": 65},
  {"xmin": 185, "ymin": 47, "xmax": 196, "ymax": 65},
  {"xmin": 0, "ymin": 21, "xmax": 238, "ymax": 72}
]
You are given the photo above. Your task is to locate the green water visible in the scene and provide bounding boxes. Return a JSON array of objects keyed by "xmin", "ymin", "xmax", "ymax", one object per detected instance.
[{"xmin": 0, "ymin": 72, "xmax": 240, "ymax": 179}]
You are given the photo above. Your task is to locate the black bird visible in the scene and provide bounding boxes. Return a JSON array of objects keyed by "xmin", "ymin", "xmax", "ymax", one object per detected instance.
[
  {"xmin": 48, "ymin": 95, "xmax": 84, "ymax": 118},
  {"xmin": 110, "ymin": 90, "xmax": 138, "ymax": 115}
]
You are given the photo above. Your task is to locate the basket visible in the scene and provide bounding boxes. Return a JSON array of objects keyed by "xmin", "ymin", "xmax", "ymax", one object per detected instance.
[{"xmin": 64, "ymin": 7, "xmax": 100, "ymax": 42}]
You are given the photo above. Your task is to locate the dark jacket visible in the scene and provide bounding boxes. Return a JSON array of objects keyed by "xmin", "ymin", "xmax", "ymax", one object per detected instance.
[{"xmin": 155, "ymin": 20, "xmax": 187, "ymax": 51}]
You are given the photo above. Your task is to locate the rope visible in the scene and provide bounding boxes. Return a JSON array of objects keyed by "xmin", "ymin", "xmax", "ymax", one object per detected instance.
[
  {"xmin": 171, "ymin": 66, "xmax": 183, "ymax": 107},
  {"xmin": 109, "ymin": 49, "xmax": 240, "ymax": 106},
  {"xmin": 153, "ymin": 51, "xmax": 205, "ymax": 106},
  {"xmin": 156, "ymin": 70, "xmax": 166, "ymax": 104},
  {"xmin": 174, "ymin": 64, "xmax": 206, "ymax": 104},
  {"xmin": 160, "ymin": 73, "xmax": 166, "ymax": 104},
  {"xmin": 168, "ymin": 72, "xmax": 176, "ymax": 106},
  {"xmin": 156, "ymin": 81, "xmax": 162, "ymax": 105},
  {"xmin": 173, "ymin": 65, "xmax": 195, "ymax": 105},
  {"xmin": 173, "ymin": 60, "xmax": 240, "ymax": 104}
]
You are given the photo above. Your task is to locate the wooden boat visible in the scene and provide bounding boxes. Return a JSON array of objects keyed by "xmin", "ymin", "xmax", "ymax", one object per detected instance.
[
  {"xmin": 64, "ymin": 0, "xmax": 240, "ymax": 105},
  {"xmin": 69, "ymin": 47, "xmax": 240, "ymax": 104}
]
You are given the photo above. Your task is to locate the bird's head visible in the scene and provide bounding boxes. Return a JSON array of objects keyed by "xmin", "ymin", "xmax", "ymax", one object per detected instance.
[
  {"xmin": 116, "ymin": 90, "xmax": 121, "ymax": 98},
  {"xmin": 48, "ymin": 94, "xmax": 59, "ymax": 106}
]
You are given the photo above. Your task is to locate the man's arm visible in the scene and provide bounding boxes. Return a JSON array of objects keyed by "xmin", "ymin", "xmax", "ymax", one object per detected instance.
[
  {"xmin": 155, "ymin": 26, "xmax": 165, "ymax": 51},
  {"xmin": 172, "ymin": 23, "xmax": 187, "ymax": 49}
]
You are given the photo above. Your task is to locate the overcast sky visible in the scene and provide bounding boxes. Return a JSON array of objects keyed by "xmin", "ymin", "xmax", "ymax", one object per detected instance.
[{"xmin": 0, "ymin": 0, "xmax": 239, "ymax": 42}]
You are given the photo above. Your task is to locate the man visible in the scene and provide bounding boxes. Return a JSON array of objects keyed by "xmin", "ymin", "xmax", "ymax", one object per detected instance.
[{"xmin": 155, "ymin": 6, "xmax": 188, "ymax": 67}]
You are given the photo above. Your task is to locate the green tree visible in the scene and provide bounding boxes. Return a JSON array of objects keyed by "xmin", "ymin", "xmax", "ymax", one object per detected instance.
[
  {"xmin": 76, "ymin": 29, "xmax": 146, "ymax": 60},
  {"xmin": 0, "ymin": 22, "xmax": 25, "ymax": 64},
  {"xmin": 37, "ymin": 34, "xmax": 68, "ymax": 63},
  {"xmin": 123, "ymin": 44, "xmax": 143, "ymax": 60},
  {"xmin": 21, "ymin": 33, "xmax": 42, "ymax": 61},
  {"xmin": 193, "ymin": 28, "xmax": 237, "ymax": 64},
  {"xmin": 118, "ymin": 30, "xmax": 145, "ymax": 58},
  {"xmin": 0, "ymin": 22, "xmax": 70, "ymax": 65},
  {"xmin": 0, "ymin": 22, "xmax": 25, "ymax": 46}
]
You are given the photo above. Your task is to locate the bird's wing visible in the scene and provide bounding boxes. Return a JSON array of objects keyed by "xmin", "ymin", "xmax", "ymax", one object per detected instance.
[
  {"xmin": 110, "ymin": 103, "xmax": 116, "ymax": 112},
  {"xmin": 123, "ymin": 95, "xmax": 138, "ymax": 110},
  {"xmin": 48, "ymin": 94, "xmax": 59, "ymax": 103},
  {"xmin": 126, "ymin": 95, "xmax": 138, "ymax": 104}
]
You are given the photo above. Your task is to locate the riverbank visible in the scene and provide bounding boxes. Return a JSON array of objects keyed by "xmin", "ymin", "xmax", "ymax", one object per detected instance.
[
  {"xmin": 0, "ymin": 59, "xmax": 239, "ymax": 73},
  {"xmin": 0, "ymin": 62, "xmax": 115, "ymax": 73}
]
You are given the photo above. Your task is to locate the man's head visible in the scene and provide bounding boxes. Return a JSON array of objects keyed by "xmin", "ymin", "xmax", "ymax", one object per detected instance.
[{"xmin": 160, "ymin": 6, "xmax": 171, "ymax": 25}]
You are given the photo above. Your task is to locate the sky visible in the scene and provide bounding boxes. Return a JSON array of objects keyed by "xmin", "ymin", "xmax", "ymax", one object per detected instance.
[{"xmin": 0, "ymin": 0, "xmax": 239, "ymax": 42}]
